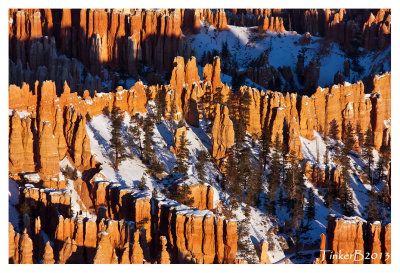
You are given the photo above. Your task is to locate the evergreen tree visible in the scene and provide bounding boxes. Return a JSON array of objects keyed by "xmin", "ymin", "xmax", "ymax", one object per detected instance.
[
  {"xmin": 240, "ymin": 91, "xmax": 252, "ymax": 126},
  {"xmin": 267, "ymin": 135, "xmax": 282, "ymax": 214},
  {"xmin": 284, "ymin": 151, "xmax": 299, "ymax": 201},
  {"xmin": 247, "ymin": 161, "xmax": 264, "ymax": 206},
  {"xmin": 339, "ymin": 180, "xmax": 355, "ymax": 216},
  {"xmin": 238, "ymin": 147, "xmax": 252, "ymax": 188},
  {"xmin": 234, "ymin": 118, "xmax": 246, "ymax": 151},
  {"xmin": 155, "ymin": 87, "xmax": 166, "ymax": 124},
  {"xmin": 102, "ymin": 106, "xmax": 110, "ymax": 116},
  {"xmin": 213, "ymin": 87, "xmax": 224, "ymax": 118},
  {"xmin": 356, "ymin": 124, "xmax": 364, "ymax": 148},
  {"xmin": 225, "ymin": 152, "xmax": 241, "ymax": 209},
  {"xmin": 175, "ymin": 130, "xmax": 190, "ymax": 175},
  {"xmin": 377, "ymin": 143, "xmax": 390, "ymax": 182},
  {"xmin": 293, "ymin": 165, "xmax": 305, "ymax": 225},
  {"xmin": 220, "ymin": 41, "xmax": 231, "ymax": 74},
  {"xmin": 149, "ymin": 155, "xmax": 165, "ymax": 177},
  {"xmin": 363, "ymin": 127, "xmax": 375, "ymax": 185},
  {"xmin": 195, "ymin": 150, "xmax": 208, "ymax": 184},
  {"xmin": 128, "ymin": 113, "xmax": 143, "ymax": 158},
  {"xmin": 110, "ymin": 106, "xmax": 128, "ymax": 170},
  {"xmin": 305, "ymin": 188, "xmax": 316, "ymax": 222},
  {"xmin": 338, "ymin": 122, "xmax": 355, "ymax": 215},
  {"xmin": 329, "ymin": 119, "xmax": 340, "ymax": 140},
  {"xmin": 365, "ymin": 189, "xmax": 382, "ymax": 222},
  {"xmin": 142, "ymin": 115, "xmax": 156, "ymax": 164},
  {"xmin": 138, "ymin": 175, "xmax": 148, "ymax": 191},
  {"xmin": 324, "ymin": 178, "xmax": 337, "ymax": 211},
  {"xmin": 171, "ymin": 183, "xmax": 194, "ymax": 207},
  {"xmin": 323, "ymin": 145, "xmax": 330, "ymax": 165},
  {"xmin": 260, "ymin": 130, "xmax": 271, "ymax": 170}
]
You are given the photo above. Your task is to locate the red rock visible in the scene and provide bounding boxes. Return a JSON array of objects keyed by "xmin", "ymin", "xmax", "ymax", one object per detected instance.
[
  {"xmin": 158, "ymin": 236, "xmax": 171, "ymax": 264},
  {"xmin": 313, "ymin": 234, "xmax": 327, "ymax": 264},
  {"xmin": 19, "ymin": 230, "xmax": 34, "ymax": 264},
  {"xmin": 259, "ymin": 240, "xmax": 271, "ymax": 264},
  {"xmin": 42, "ymin": 241, "xmax": 55, "ymax": 264},
  {"xmin": 327, "ymin": 215, "xmax": 364, "ymax": 264},
  {"xmin": 382, "ymin": 223, "xmax": 391, "ymax": 264},
  {"xmin": 211, "ymin": 104, "xmax": 235, "ymax": 160},
  {"xmin": 9, "ymin": 223, "xmax": 16, "ymax": 263},
  {"xmin": 130, "ymin": 230, "xmax": 144, "ymax": 264},
  {"xmin": 93, "ymin": 232, "xmax": 118, "ymax": 264},
  {"xmin": 223, "ymin": 220, "xmax": 238, "ymax": 264}
]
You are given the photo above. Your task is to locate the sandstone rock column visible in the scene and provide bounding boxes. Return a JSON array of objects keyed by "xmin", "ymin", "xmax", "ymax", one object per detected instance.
[
  {"xmin": 19, "ymin": 230, "xmax": 34, "ymax": 264},
  {"xmin": 259, "ymin": 240, "xmax": 271, "ymax": 264},
  {"xmin": 42, "ymin": 241, "xmax": 55, "ymax": 264},
  {"xmin": 211, "ymin": 104, "xmax": 235, "ymax": 160}
]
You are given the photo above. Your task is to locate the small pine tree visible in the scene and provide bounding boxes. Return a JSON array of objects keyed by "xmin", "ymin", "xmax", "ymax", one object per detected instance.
[
  {"xmin": 268, "ymin": 135, "xmax": 282, "ymax": 214},
  {"xmin": 233, "ymin": 116, "xmax": 246, "ymax": 151},
  {"xmin": 238, "ymin": 147, "xmax": 252, "ymax": 188},
  {"xmin": 143, "ymin": 115, "xmax": 156, "ymax": 164},
  {"xmin": 172, "ymin": 183, "xmax": 194, "ymax": 207},
  {"xmin": 377, "ymin": 143, "xmax": 390, "ymax": 182},
  {"xmin": 213, "ymin": 87, "xmax": 224, "ymax": 108},
  {"xmin": 260, "ymin": 130, "xmax": 271, "ymax": 170},
  {"xmin": 323, "ymin": 146, "xmax": 330, "ymax": 165},
  {"xmin": 247, "ymin": 161, "xmax": 263, "ymax": 206},
  {"xmin": 365, "ymin": 189, "xmax": 382, "ymax": 222},
  {"xmin": 102, "ymin": 106, "xmax": 110, "ymax": 116},
  {"xmin": 175, "ymin": 131, "xmax": 190, "ymax": 175},
  {"xmin": 356, "ymin": 124, "xmax": 364, "ymax": 148},
  {"xmin": 149, "ymin": 156, "xmax": 165, "ymax": 177},
  {"xmin": 195, "ymin": 150, "xmax": 208, "ymax": 184},
  {"xmin": 155, "ymin": 87, "xmax": 166, "ymax": 124},
  {"xmin": 138, "ymin": 175, "xmax": 148, "ymax": 191},
  {"xmin": 363, "ymin": 127, "xmax": 375, "ymax": 185},
  {"xmin": 225, "ymin": 152, "xmax": 241, "ymax": 209},
  {"xmin": 305, "ymin": 188, "xmax": 316, "ymax": 222},
  {"xmin": 72, "ymin": 168, "xmax": 78, "ymax": 180},
  {"xmin": 329, "ymin": 119, "xmax": 340, "ymax": 140},
  {"xmin": 128, "ymin": 114, "xmax": 143, "ymax": 158},
  {"xmin": 324, "ymin": 178, "xmax": 336, "ymax": 211},
  {"xmin": 338, "ymin": 122, "xmax": 355, "ymax": 215},
  {"xmin": 284, "ymin": 151, "xmax": 299, "ymax": 201},
  {"xmin": 110, "ymin": 106, "xmax": 128, "ymax": 170},
  {"xmin": 240, "ymin": 91, "xmax": 252, "ymax": 126}
]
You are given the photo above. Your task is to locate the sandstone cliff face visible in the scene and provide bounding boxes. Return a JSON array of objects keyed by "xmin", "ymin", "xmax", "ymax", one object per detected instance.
[
  {"xmin": 10, "ymin": 182, "xmax": 239, "ymax": 264},
  {"xmin": 151, "ymin": 196, "xmax": 238, "ymax": 264},
  {"xmin": 211, "ymin": 104, "xmax": 235, "ymax": 160},
  {"xmin": 315, "ymin": 215, "xmax": 391, "ymax": 264},
  {"xmin": 327, "ymin": 215, "xmax": 365, "ymax": 264},
  {"xmin": 240, "ymin": 87, "xmax": 262, "ymax": 137},
  {"xmin": 288, "ymin": 9, "xmax": 391, "ymax": 51},
  {"xmin": 9, "ymin": 8, "xmax": 207, "ymax": 78}
]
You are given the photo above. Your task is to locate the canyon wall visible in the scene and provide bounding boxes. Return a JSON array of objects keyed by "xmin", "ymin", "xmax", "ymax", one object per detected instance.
[{"xmin": 314, "ymin": 215, "xmax": 391, "ymax": 264}]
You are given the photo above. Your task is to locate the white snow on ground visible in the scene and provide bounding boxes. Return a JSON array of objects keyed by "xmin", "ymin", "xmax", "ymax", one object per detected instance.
[
  {"xmin": 234, "ymin": 204, "xmax": 286, "ymax": 263},
  {"xmin": 298, "ymin": 130, "xmax": 390, "ymax": 243},
  {"xmin": 188, "ymin": 22, "xmax": 391, "ymax": 89},
  {"xmin": 9, "ymin": 179, "xmax": 20, "ymax": 231},
  {"xmin": 86, "ymin": 102, "xmax": 222, "ymax": 197},
  {"xmin": 86, "ymin": 114, "xmax": 147, "ymax": 188}
]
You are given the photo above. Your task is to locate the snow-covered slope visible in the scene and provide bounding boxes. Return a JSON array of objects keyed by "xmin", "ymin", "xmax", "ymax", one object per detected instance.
[{"xmin": 188, "ymin": 22, "xmax": 391, "ymax": 89}]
